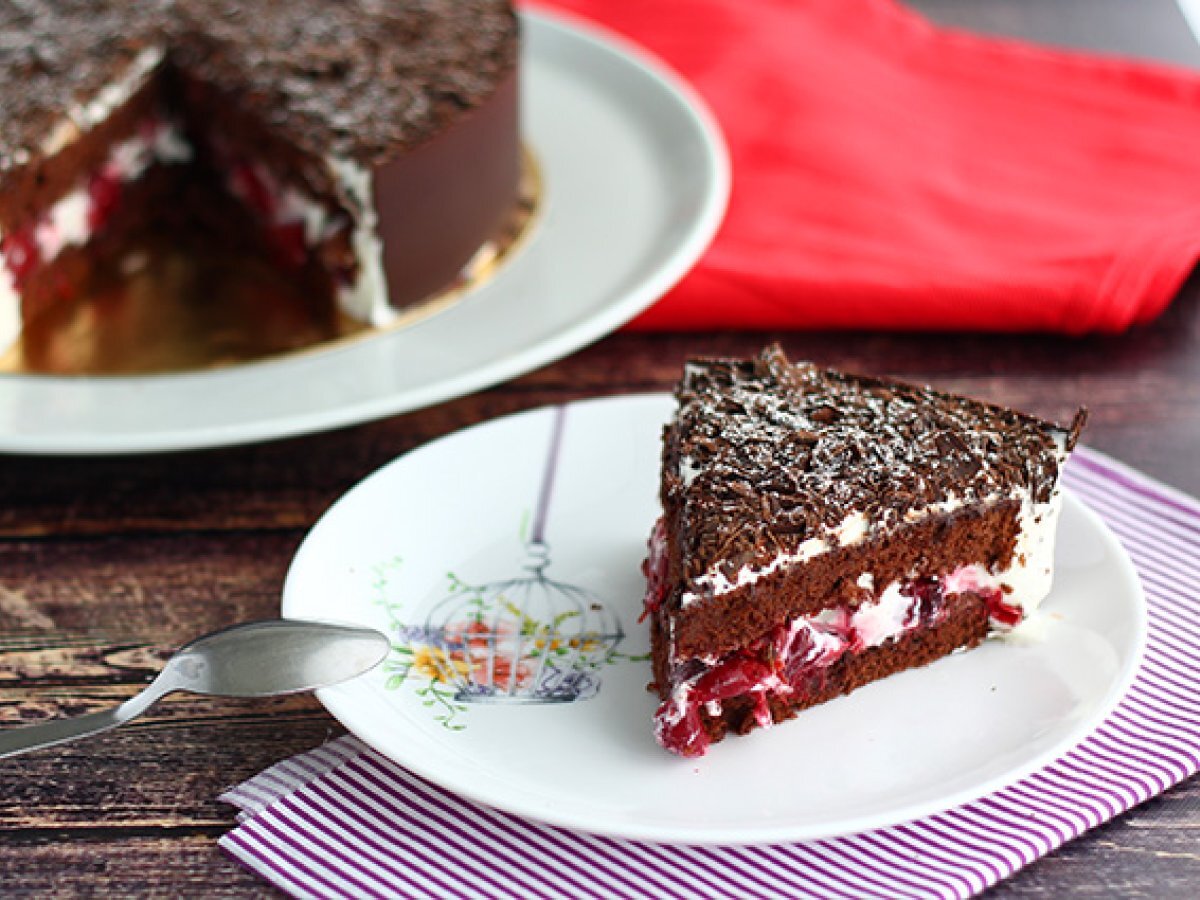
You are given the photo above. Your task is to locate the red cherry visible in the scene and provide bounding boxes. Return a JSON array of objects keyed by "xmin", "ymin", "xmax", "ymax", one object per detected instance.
[
  {"xmin": 639, "ymin": 519, "xmax": 670, "ymax": 621},
  {"xmin": 270, "ymin": 221, "xmax": 309, "ymax": 268},
  {"xmin": 1, "ymin": 229, "xmax": 40, "ymax": 286},
  {"xmin": 751, "ymin": 691, "xmax": 773, "ymax": 728},
  {"xmin": 655, "ymin": 699, "xmax": 709, "ymax": 757},
  {"xmin": 984, "ymin": 588, "xmax": 1023, "ymax": 627},
  {"xmin": 87, "ymin": 171, "xmax": 123, "ymax": 231},
  {"xmin": 692, "ymin": 656, "xmax": 772, "ymax": 702},
  {"xmin": 229, "ymin": 162, "xmax": 275, "ymax": 218},
  {"xmin": 902, "ymin": 576, "xmax": 947, "ymax": 627}
]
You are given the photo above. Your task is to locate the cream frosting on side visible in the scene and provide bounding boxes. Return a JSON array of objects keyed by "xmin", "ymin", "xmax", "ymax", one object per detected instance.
[
  {"xmin": 0, "ymin": 266, "xmax": 18, "ymax": 353},
  {"xmin": 326, "ymin": 155, "xmax": 391, "ymax": 326},
  {"xmin": 1001, "ymin": 445, "xmax": 1069, "ymax": 618}
]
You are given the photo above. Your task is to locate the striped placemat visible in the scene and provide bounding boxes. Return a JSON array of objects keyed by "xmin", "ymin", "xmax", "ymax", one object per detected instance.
[{"xmin": 220, "ymin": 447, "xmax": 1199, "ymax": 899}]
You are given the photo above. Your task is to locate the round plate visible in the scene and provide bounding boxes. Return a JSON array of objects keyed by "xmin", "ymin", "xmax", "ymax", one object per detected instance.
[
  {"xmin": 0, "ymin": 12, "xmax": 729, "ymax": 454},
  {"xmin": 282, "ymin": 394, "xmax": 1147, "ymax": 845}
]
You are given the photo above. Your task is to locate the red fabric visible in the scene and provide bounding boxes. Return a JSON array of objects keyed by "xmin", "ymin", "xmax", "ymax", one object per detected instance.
[{"xmin": 534, "ymin": 0, "xmax": 1200, "ymax": 333}]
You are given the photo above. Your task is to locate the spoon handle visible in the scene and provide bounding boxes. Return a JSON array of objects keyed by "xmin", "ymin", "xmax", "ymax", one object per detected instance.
[{"xmin": 0, "ymin": 682, "xmax": 165, "ymax": 760}]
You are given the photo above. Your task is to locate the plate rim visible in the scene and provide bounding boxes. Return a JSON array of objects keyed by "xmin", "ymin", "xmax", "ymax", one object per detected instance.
[
  {"xmin": 284, "ymin": 393, "xmax": 1149, "ymax": 845},
  {"xmin": 0, "ymin": 11, "xmax": 731, "ymax": 455}
]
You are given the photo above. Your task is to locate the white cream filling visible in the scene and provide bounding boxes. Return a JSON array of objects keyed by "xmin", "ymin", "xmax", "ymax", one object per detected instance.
[
  {"xmin": 681, "ymin": 534, "xmax": 832, "ymax": 604},
  {"xmin": 224, "ymin": 157, "xmax": 343, "ymax": 250},
  {"xmin": 221, "ymin": 152, "xmax": 391, "ymax": 326},
  {"xmin": 681, "ymin": 508, "xmax": 880, "ymax": 604},
  {"xmin": 34, "ymin": 192, "xmax": 91, "ymax": 260},
  {"xmin": 847, "ymin": 577, "xmax": 921, "ymax": 644}
]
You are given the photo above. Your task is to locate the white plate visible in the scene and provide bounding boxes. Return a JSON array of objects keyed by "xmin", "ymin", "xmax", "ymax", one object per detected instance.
[
  {"xmin": 283, "ymin": 394, "xmax": 1147, "ymax": 845},
  {"xmin": 0, "ymin": 12, "xmax": 729, "ymax": 454}
]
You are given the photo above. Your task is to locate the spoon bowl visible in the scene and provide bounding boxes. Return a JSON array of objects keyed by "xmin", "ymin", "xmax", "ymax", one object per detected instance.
[{"xmin": 164, "ymin": 620, "xmax": 391, "ymax": 698}]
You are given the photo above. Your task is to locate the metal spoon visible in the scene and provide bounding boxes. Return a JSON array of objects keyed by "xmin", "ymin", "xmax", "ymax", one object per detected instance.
[{"xmin": 0, "ymin": 619, "xmax": 390, "ymax": 760}]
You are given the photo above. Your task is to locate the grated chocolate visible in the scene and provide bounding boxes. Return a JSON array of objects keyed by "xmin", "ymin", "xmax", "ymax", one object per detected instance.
[{"xmin": 666, "ymin": 344, "xmax": 1085, "ymax": 597}]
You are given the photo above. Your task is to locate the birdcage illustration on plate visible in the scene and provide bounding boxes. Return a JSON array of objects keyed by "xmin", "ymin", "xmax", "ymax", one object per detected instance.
[{"xmin": 401, "ymin": 406, "xmax": 625, "ymax": 704}]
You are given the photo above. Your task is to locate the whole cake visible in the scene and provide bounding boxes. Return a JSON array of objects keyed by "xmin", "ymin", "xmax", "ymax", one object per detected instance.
[
  {"xmin": 644, "ymin": 346, "xmax": 1086, "ymax": 757},
  {"xmin": 0, "ymin": 0, "xmax": 520, "ymax": 354}
]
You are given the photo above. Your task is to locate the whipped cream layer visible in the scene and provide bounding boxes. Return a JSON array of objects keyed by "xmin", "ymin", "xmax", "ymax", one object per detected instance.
[{"xmin": 326, "ymin": 156, "xmax": 390, "ymax": 326}]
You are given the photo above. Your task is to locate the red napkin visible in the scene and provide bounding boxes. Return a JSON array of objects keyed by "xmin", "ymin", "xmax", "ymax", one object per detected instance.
[{"xmin": 536, "ymin": 0, "xmax": 1200, "ymax": 333}]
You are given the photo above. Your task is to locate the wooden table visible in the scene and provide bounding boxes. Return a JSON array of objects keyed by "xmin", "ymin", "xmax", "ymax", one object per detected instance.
[{"xmin": 3, "ymin": 1, "xmax": 1199, "ymax": 896}]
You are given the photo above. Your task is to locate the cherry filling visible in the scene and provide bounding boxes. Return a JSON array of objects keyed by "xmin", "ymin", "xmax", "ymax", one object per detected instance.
[
  {"xmin": 0, "ymin": 231, "xmax": 40, "ymax": 287},
  {"xmin": 985, "ymin": 590, "xmax": 1022, "ymax": 627},
  {"xmin": 639, "ymin": 518, "xmax": 670, "ymax": 622},
  {"xmin": 226, "ymin": 161, "xmax": 312, "ymax": 269},
  {"xmin": 221, "ymin": 156, "xmax": 354, "ymax": 280},
  {"xmin": 228, "ymin": 162, "xmax": 276, "ymax": 220},
  {"xmin": 902, "ymin": 576, "xmax": 944, "ymax": 628},
  {"xmin": 651, "ymin": 569, "xmax": 1016, "ymax": 757},
  {"xmin": 86, "ymin": 170, "xmax": 124, "ymax": 232}
]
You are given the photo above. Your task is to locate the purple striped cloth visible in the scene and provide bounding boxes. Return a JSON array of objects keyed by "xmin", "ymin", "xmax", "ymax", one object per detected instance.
[{"xmin": 220, "ymin": 448, "xmax": 1199, "ymax": 900}]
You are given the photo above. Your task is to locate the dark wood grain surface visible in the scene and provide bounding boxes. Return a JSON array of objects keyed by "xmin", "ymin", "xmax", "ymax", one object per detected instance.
[{"xmin": 3, "ymin": 0, "xmax": 1200, "ymax": 897}]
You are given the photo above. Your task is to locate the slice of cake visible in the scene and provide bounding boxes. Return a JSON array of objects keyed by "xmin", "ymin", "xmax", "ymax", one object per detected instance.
[
  {"xmin": 643, "ymin": 346, "xmax": 1085, "ymax": 757},
  {"xmin": 0, "ymin": 0, "xmax": 520, "ymax": 356}
]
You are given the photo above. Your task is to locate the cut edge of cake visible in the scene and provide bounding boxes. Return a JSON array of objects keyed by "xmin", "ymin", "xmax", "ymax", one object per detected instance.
[{"xmin": 644, "ymin": 345, "xmax": 1086, "ymax": 757}]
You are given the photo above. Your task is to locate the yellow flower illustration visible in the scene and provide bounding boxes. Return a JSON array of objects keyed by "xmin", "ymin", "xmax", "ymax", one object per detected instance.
[
  {"xmin": 411, "ymin": 645, "xmax": 469, "ymax": 683},
  {"xmin": 576, "ymin": 636, "xmax": 603, "ymax": 653}
]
